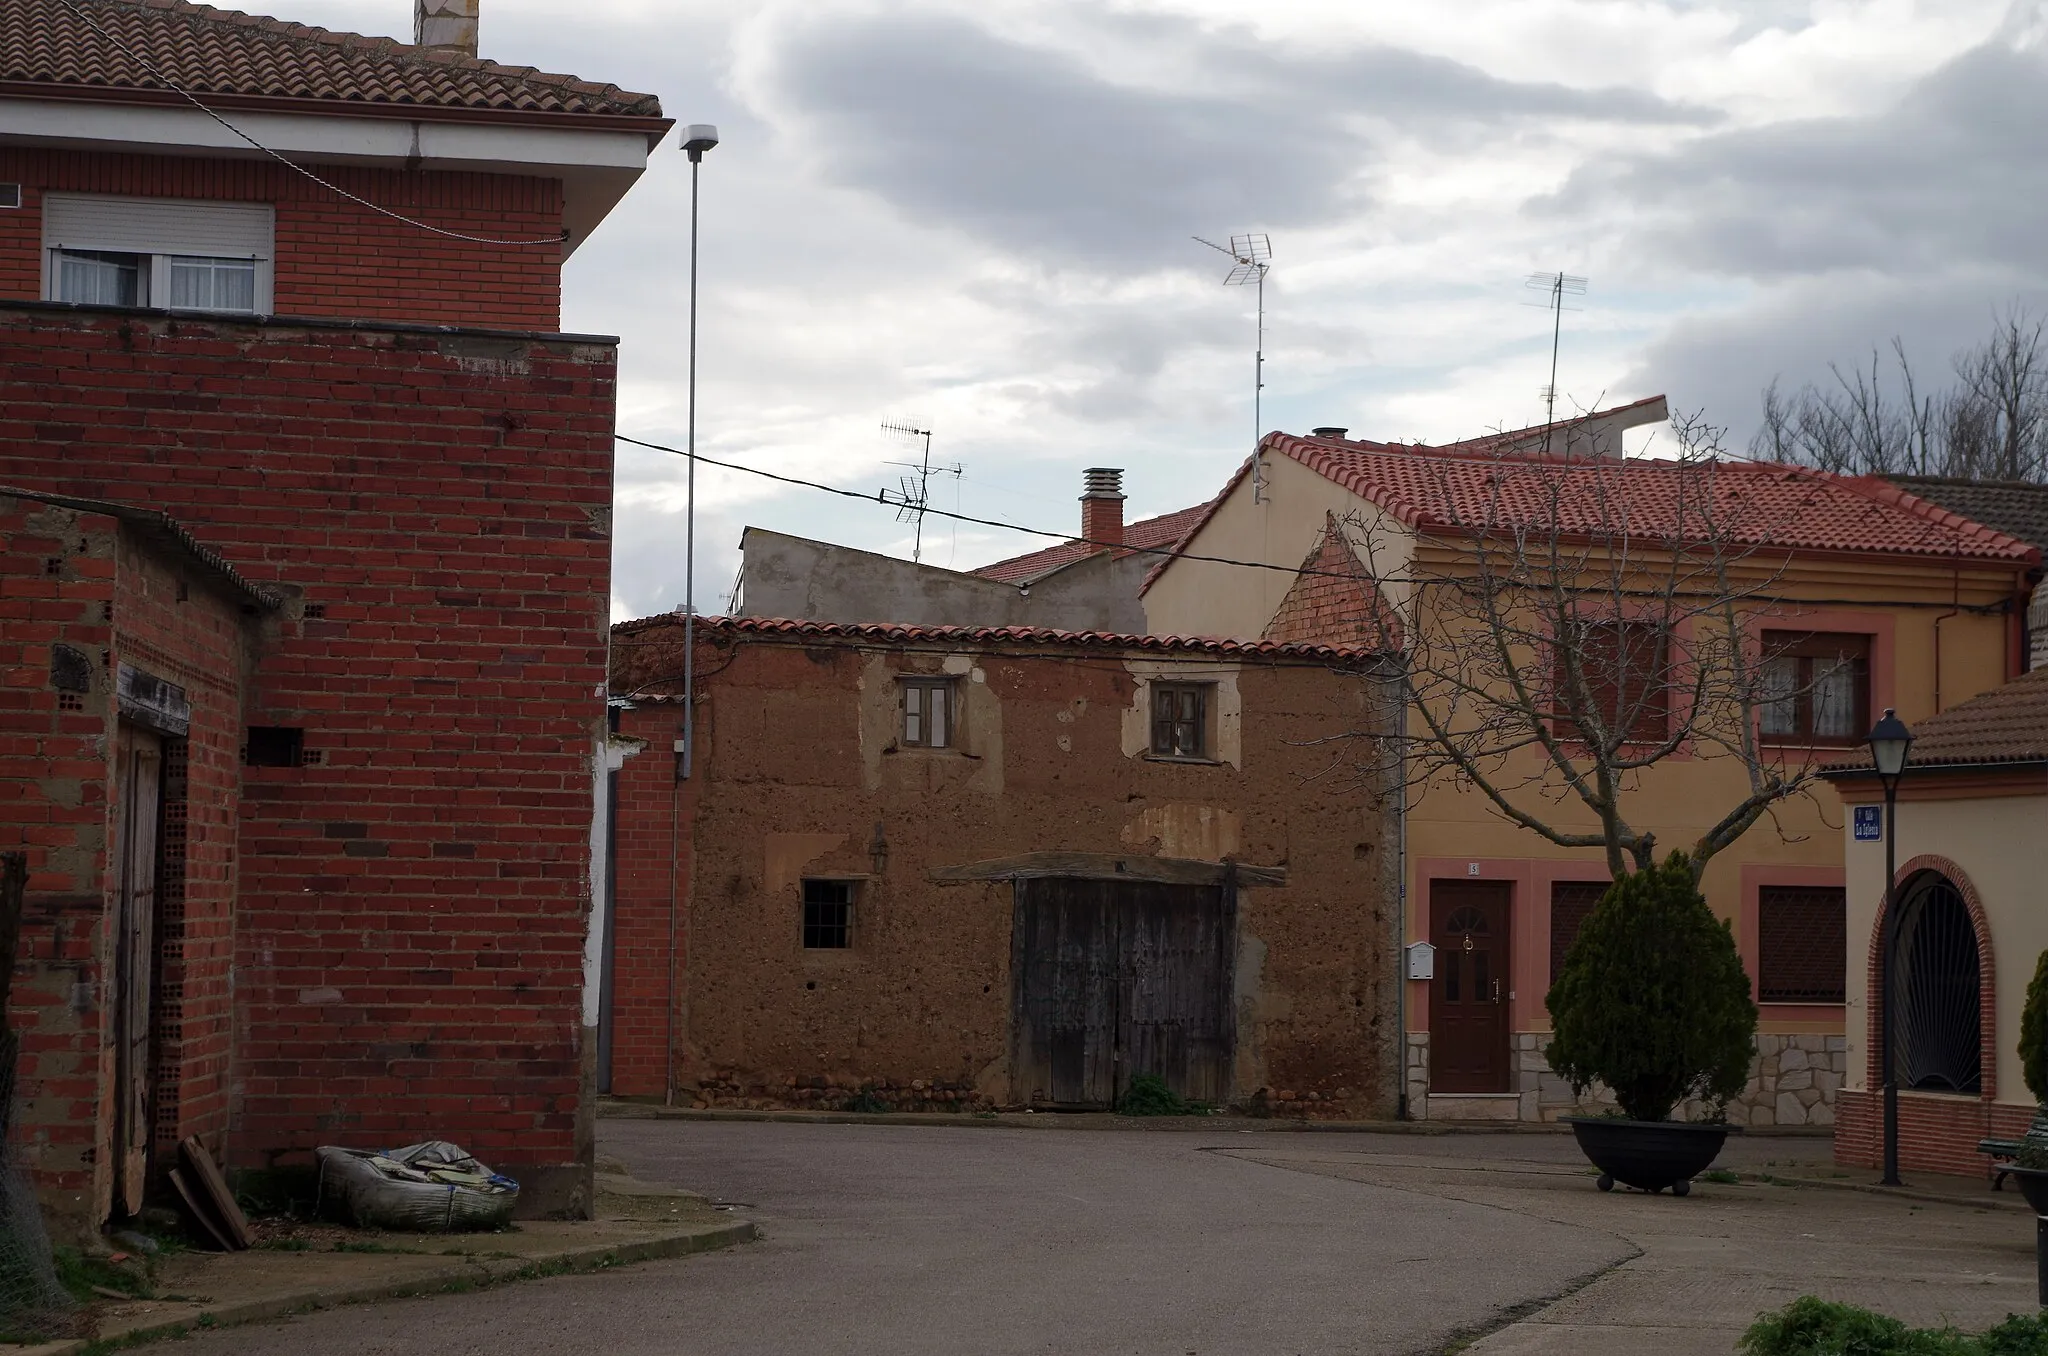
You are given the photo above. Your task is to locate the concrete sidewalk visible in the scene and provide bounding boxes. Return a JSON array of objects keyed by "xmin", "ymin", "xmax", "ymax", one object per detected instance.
[
  {"xmin": 12, "ymin": 1166, "xmax": 754, "ymax": 1355},
  {"xmin": 1213, "ymin": 1133, "xmax": 2039, "ymax": 1354}
]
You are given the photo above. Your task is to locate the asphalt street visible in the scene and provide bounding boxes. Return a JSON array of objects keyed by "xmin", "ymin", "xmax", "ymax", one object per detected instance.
[{"xmin": 145, "ymin": 1121, "xmax": 1637, "ymax": 1356}]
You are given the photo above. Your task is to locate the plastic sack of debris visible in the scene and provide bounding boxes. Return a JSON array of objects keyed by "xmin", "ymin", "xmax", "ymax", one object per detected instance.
[{"xmin": 314, "ymin": 1141, "xmax": 520, "ymax": 1232}]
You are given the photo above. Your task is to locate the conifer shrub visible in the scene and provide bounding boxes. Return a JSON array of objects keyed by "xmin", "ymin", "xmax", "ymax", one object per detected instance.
[
  {"xmin": 2019, "ymin": 949, "xmax": 2048, "ymax": 1105},
  {"xmin": 1545, "ymin": 851, "xmax": 1758, "ymax": 1123}
]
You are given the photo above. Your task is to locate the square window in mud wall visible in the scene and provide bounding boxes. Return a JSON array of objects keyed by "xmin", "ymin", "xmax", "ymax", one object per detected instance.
[
  {"xmin": 899, "ymin": 677, "xmax": 957, "ymax": 749},
  {"xmin": 1150, "ymin": 682, "xmax": 1214, "ymax": 759},
  {"xmin": 802, "ymin": 879, "xmax": 856, "ymax": 949}
]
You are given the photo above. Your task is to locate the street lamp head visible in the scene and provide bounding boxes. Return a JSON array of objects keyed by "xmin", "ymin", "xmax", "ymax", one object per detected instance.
[
  {"xmin": 1869, "ymin": 708, "xmax": 1914, "ymax": 784},
  {"xmin": 682, "ymin": 123, "xmax": 720, "ymax": 163}
]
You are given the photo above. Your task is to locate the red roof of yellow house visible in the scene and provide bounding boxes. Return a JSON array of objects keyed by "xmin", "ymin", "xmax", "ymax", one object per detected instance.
[{"xmin": 1143, "ymin": 406, "xmax": 2040, "ymax": 595}]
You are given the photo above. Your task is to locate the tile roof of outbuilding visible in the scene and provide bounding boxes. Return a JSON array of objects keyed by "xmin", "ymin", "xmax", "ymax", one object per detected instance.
[
  {"xmin": 2, "ymin": 0, "xmax": 664, "ymax": 120},
  {"xmin": 610, "ymin": 612, "xmax": 1381, "ymax": 663},
  {"xmin": 1824, "ymin": 666, "xmax": 2048, "ymax": 774},
  {"xmin": 1885, "ymin": 476, "xmax": 2048, "ymax": 557},
  {"xmin": 1, "ymin": 483, "xmax": 278, "ymax": 607},
  {"xmin": 972, "ymin": 501, "xmax": 1214, "ymax": 585}
]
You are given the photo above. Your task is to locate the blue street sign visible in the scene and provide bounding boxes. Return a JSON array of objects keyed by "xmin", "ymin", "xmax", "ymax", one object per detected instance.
[{"xmin": 1853, "ymin": 805, "xmax": 1883, "ymax": 842}]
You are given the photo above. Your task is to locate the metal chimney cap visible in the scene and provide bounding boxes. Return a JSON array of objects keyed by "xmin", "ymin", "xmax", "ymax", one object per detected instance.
[
  {"xmin": 1311, "ymin": 426, "xmax": 1350, "ymax": 439},
  {"xmin": 1081, "ymin": 468, "xmax": 1125, "ymax": 499}
]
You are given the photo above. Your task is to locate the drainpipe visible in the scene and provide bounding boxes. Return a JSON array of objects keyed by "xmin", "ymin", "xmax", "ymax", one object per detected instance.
[
  {"xmin": 1394, "ymin": 659, "xmax": 1410, "ymax": 1121},
  {"xmin": 1932, "ymin": 558, "xmax": 1960, "ymax": 713}
]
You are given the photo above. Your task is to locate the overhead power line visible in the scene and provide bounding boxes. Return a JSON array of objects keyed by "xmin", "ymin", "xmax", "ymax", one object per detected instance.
[{"xmin": 55, "ymin": 0, "xmax": 571, "ymax": 248}]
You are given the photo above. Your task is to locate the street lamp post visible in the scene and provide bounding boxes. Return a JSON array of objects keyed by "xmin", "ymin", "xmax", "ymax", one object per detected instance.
[
  {"xmin": 1868, "ymin": 707, "xmax": 1913, "ymax": 1188},
  {"xmin": 679, "ymin": 123, "xmax": 718, "ymax": 781}
]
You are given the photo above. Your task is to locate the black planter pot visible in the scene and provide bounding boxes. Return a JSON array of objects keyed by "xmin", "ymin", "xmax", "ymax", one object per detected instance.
[
  {"xmin": 2007, "ymin": 1166, "xmax": 2048, "ymax": 1215},
  {"xmin": 1563, "ymin": 1116, "xmax": 1738, "ymax": 1196}
]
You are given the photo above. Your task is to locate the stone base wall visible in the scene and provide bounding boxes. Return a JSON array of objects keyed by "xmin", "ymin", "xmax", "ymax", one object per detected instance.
[{"xmin": 1407, "ymin": 1031, "xmax": 1847, "ymax": 1123}]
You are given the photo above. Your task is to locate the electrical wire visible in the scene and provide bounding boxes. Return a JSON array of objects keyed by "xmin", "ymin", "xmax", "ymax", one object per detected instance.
[
  {"xmin": 614, "ymin": 433, "xmax": 1348, "ymax": 583},
  {"xmin": 614, "ymin": 432, "xmax": 2010, "ymax": 606},
  {"xmin": 55, "ymin": 0, "xmax": 572, "ymax": 248}
]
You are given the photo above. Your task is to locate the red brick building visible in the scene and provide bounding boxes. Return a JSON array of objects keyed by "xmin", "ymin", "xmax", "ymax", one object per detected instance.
[
  {"xmin": 0, "ymin": 0, "xmax": 666, "ymax": 1231},
  {"xmin": 605, "ymin": 615, "xmax": 1403, "ymax": 1118}
]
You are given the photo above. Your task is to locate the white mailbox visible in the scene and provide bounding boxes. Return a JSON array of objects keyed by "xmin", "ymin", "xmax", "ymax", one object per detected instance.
[{"xmin": 1404, "ymin": 940, "xmax": 1436, "ymax": 981}]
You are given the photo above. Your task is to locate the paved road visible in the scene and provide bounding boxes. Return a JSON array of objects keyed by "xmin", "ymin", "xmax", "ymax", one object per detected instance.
[{"xmin": 150, "ymin": 1122, "xmax": 1636, "ymax": 1356}]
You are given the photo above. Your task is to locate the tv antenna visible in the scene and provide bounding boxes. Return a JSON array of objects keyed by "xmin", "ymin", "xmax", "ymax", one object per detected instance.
[
  {"xmin": 881, "ymin": 422, "xmax": 961, "ymax": 563},
  {"xmin": 1526, "ymin": 271, "xmax": 1587, "ymax": 451},
  {"xmin": 1196, "ymin": 233, "xmax": 1272, "ymax": 500}
]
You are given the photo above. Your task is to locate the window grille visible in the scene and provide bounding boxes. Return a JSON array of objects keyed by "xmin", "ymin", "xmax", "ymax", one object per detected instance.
[
  {"xmin": 1549, "ymin": 881, "xmax": 1606, "ymax": 983},
  {"xmin": 1894, "ymin": 873, "xmax": 1981, "ymax": 1093},
  {"xmin": 802, "ymin": 879, "xmax": 854, "ymax": 950},
  {"xmin": 1758, "ymin": 885, "xmax": 1846, "ymax": 1002}
]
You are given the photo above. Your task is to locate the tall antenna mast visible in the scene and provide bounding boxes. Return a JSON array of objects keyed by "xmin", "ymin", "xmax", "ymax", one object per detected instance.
[
  {"xmin": 1526, "ymin": 270, "xmax": 1587, "ymax": 453},
  {"xmin": 881, "ymin": 422, "xmax": 961, "ymax": 564},
  {"xmin": 1196, "ymin": 233, "xmax": 1273, "ymax": 501}
]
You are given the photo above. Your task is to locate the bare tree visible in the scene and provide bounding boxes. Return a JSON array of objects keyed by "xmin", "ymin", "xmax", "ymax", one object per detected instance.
[
  {"xmin": 1753, "ymin": 305, "xmax": 2048, "ymax": 482},
  {"xmin": 1337, "ymin": 414, "xmax": 1865, "ymax": 883}
]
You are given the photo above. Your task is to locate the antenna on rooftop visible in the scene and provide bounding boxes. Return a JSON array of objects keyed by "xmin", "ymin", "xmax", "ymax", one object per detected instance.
[
  {"xmin": 1526, "ymin": 271, "xmax": 1587, "ymax": 454},
  {"xmin": 880, "ymin": 422, "xmax": 961, "ymax": 564},
  {"xmin": 1196, "ymin": 233, "xmax": 1273, "ymax": 502}
]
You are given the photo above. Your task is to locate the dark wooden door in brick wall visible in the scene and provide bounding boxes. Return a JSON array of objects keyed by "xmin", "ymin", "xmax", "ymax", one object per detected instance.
[
  {"xmin": 1010, "ymin": 879, "xmax": 1236, "ymax": 1108},
  {"xmin": 1429, "ymin": 881, "xmax": 1512, "ymax": 1094}
]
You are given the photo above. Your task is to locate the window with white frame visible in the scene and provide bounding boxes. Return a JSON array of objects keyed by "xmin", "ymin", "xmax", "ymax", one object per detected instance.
[{"xmin": 43, "ymin": 194, "xmax": 274, "ymax": 315}]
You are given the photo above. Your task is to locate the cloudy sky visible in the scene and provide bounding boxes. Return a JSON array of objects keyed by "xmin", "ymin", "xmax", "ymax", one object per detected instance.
[{"xmin": 296, "ymin": 0, "xmax": 2048, "ymax": 619}]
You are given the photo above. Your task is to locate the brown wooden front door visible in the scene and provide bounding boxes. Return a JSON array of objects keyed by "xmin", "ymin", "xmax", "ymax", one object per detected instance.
[
  {"xmin": 1010, "ymin": 878, "xmax": 1236, "ymax": 1108},
  {"xmin": 1428, "ymin": 881, "xmax": 1511, "ymax": 1093}
]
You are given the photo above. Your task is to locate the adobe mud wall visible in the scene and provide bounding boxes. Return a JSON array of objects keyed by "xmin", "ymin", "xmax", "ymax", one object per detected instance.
[{"xmin": 610, "ymin": 627, "xmax": 1402, "ymax": 1118}]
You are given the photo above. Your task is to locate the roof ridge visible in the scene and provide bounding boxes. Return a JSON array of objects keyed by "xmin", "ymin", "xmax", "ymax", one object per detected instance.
[{"xmin": 610, "ymin": 612, "xmax": 1382, "ymax": 661}]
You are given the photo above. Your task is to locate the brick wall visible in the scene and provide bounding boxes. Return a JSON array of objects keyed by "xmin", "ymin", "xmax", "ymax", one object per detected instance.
[
  {"xmin": 1262, "ymin": 513, "xmax": 1400, "ymax": 648},
  {"xmin": 0, "ymin": 304, "xmax": 617, "ymax": 1209},
  {"xmin": 1835, "ymin": 1088, "xmax": 2032, "ymax": 1179},
  {"xmin": 0, "ymin": 499, "xmax": 119, "ymax": 1225},
  {"xmin": 0, "ymin": 148, "xmax": 563, "ymax": 331},
  {"xmin": 110, "ymin": 530, "xmax": 255, "ymax": 1161},
  {"xmin": 604, "ymin": 720, "xmax": 687, "ymax": 1098}
]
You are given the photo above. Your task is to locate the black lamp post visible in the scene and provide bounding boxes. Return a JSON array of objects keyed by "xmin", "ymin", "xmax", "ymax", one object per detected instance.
[{"xmin": 1868, "ymin": 707, "xmax": 1913, "ymax": 1187}]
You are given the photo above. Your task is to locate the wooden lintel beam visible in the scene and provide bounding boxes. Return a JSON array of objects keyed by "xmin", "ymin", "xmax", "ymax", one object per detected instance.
[{"xmin": 929, "ymin": 851, "xmax": 1285, "ymax": 888}]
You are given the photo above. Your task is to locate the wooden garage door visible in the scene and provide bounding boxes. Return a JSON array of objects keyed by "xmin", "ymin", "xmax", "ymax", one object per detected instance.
[{"xmin": 1010, "ymin": 878, "xmax": 1235, "ymax": 1108}]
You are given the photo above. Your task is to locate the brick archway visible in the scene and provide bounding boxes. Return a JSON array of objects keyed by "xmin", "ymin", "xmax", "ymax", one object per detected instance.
[{"xmin": 1863, "ymin": 853, "xmax": 1997, "ymax": 1101}]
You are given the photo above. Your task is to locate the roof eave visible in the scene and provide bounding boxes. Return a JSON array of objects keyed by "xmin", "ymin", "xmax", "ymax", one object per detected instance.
[{"xmin": 0, "ymin": 80, "xmax": 673, "ymax": 134}]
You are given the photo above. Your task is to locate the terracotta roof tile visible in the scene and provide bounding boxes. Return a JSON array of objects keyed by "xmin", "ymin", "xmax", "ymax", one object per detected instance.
[
  {"xmin": 2, "ymin": 0, "xmax": 663, "ymax": 119},
  {"xmin": 1141, "ymin": 404, "xmax": 2040, "ymax": 596},
  {"xmin": 1824, "ymin": 666, "xmax": 2048, "ymax": 773},
  {"xmin": 610, "ymin": 612, "xmax": 1382, "ymax": 663},
  {"xmin": 973, "ymin": 501, "xmax": 1212, "ymax": 585}
]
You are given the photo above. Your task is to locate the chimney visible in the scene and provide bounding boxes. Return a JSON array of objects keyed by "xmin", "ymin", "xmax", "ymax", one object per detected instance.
[
  {"xmin": 1312, "ymin": 426, "xmax": 1349, "ymax": 439},
  {"xmin": 414, "ymin": 0, "xmax": 480, "ymax": 57},
  {"xmin": 1080, "ymin": 467, "xmax": 1125, "ymax": 546}
]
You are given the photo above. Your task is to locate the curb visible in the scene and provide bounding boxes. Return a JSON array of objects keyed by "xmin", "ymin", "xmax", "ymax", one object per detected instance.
[
  {"xmin": 600, "ymin": 1101, "xmax": 1834, "ymax": 1138},
  {"xmin": 1760, "ymin": 1171, "xmax": 2026, "ymax": 1213},
  {"xmin": 46, "ymin": 1219, "xmax": 757, "ymax": 1354}
]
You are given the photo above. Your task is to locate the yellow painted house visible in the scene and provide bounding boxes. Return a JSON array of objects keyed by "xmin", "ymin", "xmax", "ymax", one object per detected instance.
[{"xmin": 1143, "ymin": 400, "xmax": 2039, "ymax": 1124}]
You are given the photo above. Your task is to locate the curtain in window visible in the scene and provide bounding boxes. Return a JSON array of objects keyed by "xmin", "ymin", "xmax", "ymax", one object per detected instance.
[
  {"xmin": 1810, "ymin": 657, "xmax": 1858, "ymax": 738},
  {"xmin": 57, "ymin": 250, "xmax": 143, "ymax": 306},
  {"xmin": 1759, "ymin": 656, "xmax": 1799, "ymax": 736},
  {"xmin": 168, "ymin": 256, "xmax": 257, "ymax": 312}
]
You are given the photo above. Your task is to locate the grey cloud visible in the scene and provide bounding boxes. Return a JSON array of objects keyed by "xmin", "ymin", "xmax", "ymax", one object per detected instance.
[
  {"xmin": 763, "ymin": 12, "xmax": 1713, "ymax": 267},
  {"xmin": 1547, "ymin": 42, "xmax": 2048, "ymax": 279}
]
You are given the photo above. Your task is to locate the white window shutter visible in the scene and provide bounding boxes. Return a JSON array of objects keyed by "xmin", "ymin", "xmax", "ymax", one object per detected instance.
[{"xmin": 43, "ymin": 193, "xmax": 274, "ymax": 311}]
